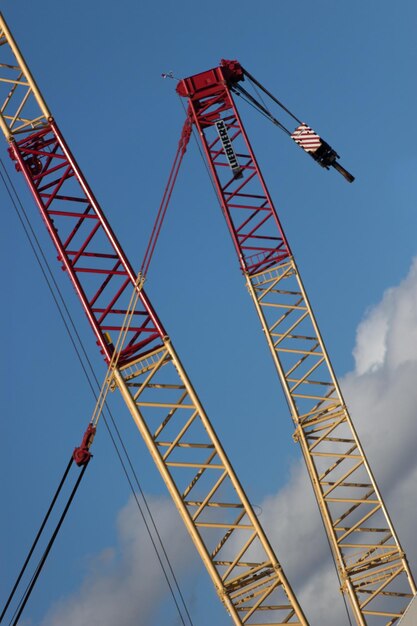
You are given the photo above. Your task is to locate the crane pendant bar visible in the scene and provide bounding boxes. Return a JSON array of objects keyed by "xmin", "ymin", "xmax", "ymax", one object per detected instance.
[
  {"xmin": 0, "ymin": 14, "xmax": 309, "ymax": 626},
  {"xmin": 177, "ymin": 60, "xmax": 416, "ymax": 626}
]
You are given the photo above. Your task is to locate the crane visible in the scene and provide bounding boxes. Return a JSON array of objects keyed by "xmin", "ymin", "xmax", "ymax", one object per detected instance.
[
  {"xmin": 0, "ymin": 13, "xmax": 310, "ymax": 626},
  {"xmin": 171, "ymin": 60, "xmax": 416, "ymax": 625}
]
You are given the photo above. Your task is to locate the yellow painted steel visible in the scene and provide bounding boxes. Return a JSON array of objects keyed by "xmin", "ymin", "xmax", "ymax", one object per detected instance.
[
  {"xmin": 113, "ymin": 340, "xmax": 308, "ymax": 625},
  {"xmin": 0, "ymin": 13, "xmax": 50, "ymax": 139},
  {"xmin": 0, "ymin": 12, "xmax": 309, "ymax": 625},
  {"xmin": 246, "ymin": 257, "xmax": 416, "ymax": 625}
]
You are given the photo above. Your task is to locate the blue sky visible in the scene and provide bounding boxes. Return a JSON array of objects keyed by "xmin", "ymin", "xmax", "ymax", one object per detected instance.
[{"xmin": 1, "ymin": 2, "xmax": 417, "ymax": 625}]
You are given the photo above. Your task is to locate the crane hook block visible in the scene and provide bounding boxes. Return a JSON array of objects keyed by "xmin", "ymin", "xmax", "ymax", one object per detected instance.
[
  {"xmin": 291, "ymin": 123, "xmax": 354, "ymax": 182},
  {"xmin": 73, "ymin": 424, "xmax": 96, "ymax": 467}
]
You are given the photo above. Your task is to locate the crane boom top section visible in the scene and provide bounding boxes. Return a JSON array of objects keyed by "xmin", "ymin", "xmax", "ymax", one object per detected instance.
[
  {"xmin": 178, "ymin": 59, "xmax": 354, "ymax": 182},
  {"xmin": 176, "ymin": 60, "xmax": 244, "ymax": 100},
  {"xmin": 177, "ymin": 60, "xmax": 292, "ymax": 276}
]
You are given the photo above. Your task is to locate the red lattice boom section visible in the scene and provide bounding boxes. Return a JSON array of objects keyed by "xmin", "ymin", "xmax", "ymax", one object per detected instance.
[
  {"xmin": 180, "ymin": 65, "xmax": 291, "ymax": 276},
  {"xmin": 8, "ymin": 122, "xmax": 165, "ymax": 366}
]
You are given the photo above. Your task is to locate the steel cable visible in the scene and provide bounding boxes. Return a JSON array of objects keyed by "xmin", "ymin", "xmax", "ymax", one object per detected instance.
[
  {"xmin": 0, "ymin": 157, "xmax": 195, "ymax": 626},
  {"xmin": 0, "ymin": 458, "xmax": 73, "ymax": 623},
  {"xmin": 9, "ymin": 461, "xmax": 89, "ymax": 626},
  {"xmin": 242, "ymin": 67, "xmax": 303, "ymax": 125}
]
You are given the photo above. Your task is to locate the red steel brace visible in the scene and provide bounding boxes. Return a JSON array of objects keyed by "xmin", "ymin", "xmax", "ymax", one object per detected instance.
[
  {"xmin": 177, "ymin": 60, "xmax": 292, "ymax": 276},
  {"xmin": 7, "ymin": 120, "xmax": 166, "ymax": 367}
]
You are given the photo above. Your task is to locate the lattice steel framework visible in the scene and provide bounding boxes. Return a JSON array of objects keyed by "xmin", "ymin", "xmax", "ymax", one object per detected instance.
[
  {"xmin": 177, "ymin": 61, "xmax": 417, "ymax": 626},
  {"xmin": 0, "ymin": 14, "xmax": 310, "ymax": 626}
]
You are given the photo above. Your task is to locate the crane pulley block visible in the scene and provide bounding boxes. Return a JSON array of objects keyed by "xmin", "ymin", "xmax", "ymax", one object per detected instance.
[{"xmin": 73, "ymin": 424, "xmax": 96, "ymax": 467}]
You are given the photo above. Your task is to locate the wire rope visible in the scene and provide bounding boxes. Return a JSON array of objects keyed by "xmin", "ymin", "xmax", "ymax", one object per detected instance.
[
  {"xmin": 177, "ymin": 97, "xmax": 221, "ymax": 208},
  {"xmin": 141, "ymin": 139, "xmax": 186, "ymax": 279},
  {"xmin": 242, "ymin": 67, "xmax": 303, "ymax": 125},
  {"xmin": 0, "ymin": 457, "xmax": 73, "ymax": 623},
  {"xmin": 0, "ymin": 158, "xmax": 195, "ymax": 626},
  {"xmin": 8, "ymin": 461, "xmax": 89, "ymax": 626},
  {"xmin": 247, "ymin": 75, "xmax": 273, "ymax": 117},
  {"xmin": 100, "ymin": 414, "xmax": 193, "ymax": 626},
  {"xmin": 232, "ymin": 84, "xmax": 292, "ymax": 136}
]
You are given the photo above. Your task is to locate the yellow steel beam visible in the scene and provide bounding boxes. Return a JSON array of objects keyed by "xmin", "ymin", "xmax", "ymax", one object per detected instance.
[
  {"xmin": 0, "ymin": 13, "xmax": 49, "ymax": 138},
  {"xmin": 246, "ymin": 257, "xmax": 416, "ymax": 624},
  {"xmin": 112, "ymin": 338, "xmax": 308, "ymax": 625}
]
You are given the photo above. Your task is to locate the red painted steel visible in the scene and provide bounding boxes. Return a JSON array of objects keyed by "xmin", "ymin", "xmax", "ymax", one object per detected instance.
[
  {"xmin": 8, "ymin": 121, "xmax": 166, "ymax": 365},
  {"xmin": 73, "ymin": 424, "xmax": 96, "ymax": 466},
  {"xmin": 177, "ymin": 61, "xmax": 292, "ymax": 275}
]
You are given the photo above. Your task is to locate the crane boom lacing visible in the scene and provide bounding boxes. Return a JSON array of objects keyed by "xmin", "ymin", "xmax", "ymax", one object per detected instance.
[{"xmin": 176, "ymin": 59, "xmax": 416, "ymax": 626}]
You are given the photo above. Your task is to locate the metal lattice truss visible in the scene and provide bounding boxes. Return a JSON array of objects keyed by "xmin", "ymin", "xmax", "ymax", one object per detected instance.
[
  {"xmin": 7, "ymin": 122, "xmax": 164, "ymax": 365},
  {"xmin": 114, "ymin": 343, "xmax": 307, "ymax": 625},
  {"xmin": 0, "ymin": 16, "xmax": 49, "ymax": 138},
  {"xmin": 178, "ymin": 62, "xmax": 417, "ymax": 625},
  {"xmin": 0, "ymin": 14, "xmax": 309, "ymax": 626},
  {"xmin": 247, "ymin": 260, "xmax": 415, "ymax": 626}
]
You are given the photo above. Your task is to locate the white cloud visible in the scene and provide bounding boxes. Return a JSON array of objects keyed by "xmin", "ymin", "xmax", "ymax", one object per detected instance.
[
  {"xmin": 257, "ymin": 257, "xmax": 417, "ymax": 625},
  {"xmin": 353, "ymin": 302, "xmax": 389, "ymax": 375},
  {"xmin": 353, "ymin": 259, "xmax": 417, "ymax": 374},
  {"xmin": 41, "ymin": 496, "xmax": 196, "ymax": 626}
]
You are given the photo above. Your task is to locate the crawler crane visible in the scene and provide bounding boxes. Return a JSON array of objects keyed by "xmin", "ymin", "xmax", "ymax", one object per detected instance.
[
  {"xmin": 165, "ymin": 60, "xmax": 416, "ymax": 625},
  {"xmin": 0, "ymin": 13, "xmax": 309, "ymax": 626}
]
